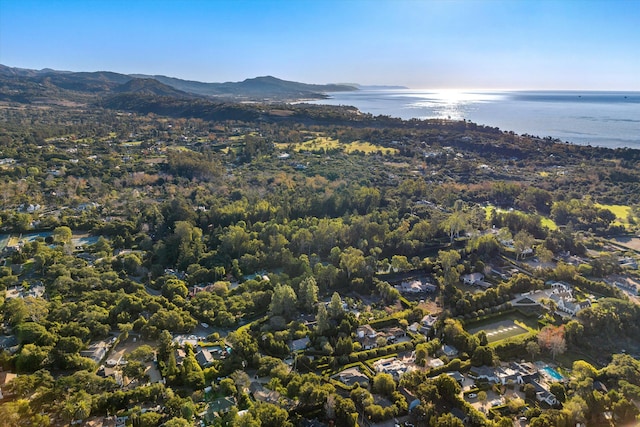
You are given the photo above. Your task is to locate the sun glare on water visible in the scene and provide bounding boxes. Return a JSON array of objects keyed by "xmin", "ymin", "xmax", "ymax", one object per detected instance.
[{"xmin": 402, "ymin": 89, "xmax": 505, "ymax": 120}]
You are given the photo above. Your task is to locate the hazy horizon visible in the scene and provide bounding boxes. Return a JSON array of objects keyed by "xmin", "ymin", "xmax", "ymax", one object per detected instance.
[{"xmin": 1, "ymin": 0, "xmax": 639, "ymax": 91}]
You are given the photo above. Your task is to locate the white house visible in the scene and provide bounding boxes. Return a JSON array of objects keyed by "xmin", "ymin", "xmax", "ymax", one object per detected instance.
[
  {"xmin": 421, "ymin": 314, "xmax": 438, "ymax": 329},
  {"xmin": 550, "ymin": 292, "xmax": 591, "ymax": 316},
  {"xmin": 532, "ymin": 381, "xmax": 559, "ymax": 406},
  {"xmin": 462, "ymin": 273, "xmax": 484, "ymax": 285},
  {"xmin": 356, "ymin": 324, "xmax": 379, "ymax": 350}
]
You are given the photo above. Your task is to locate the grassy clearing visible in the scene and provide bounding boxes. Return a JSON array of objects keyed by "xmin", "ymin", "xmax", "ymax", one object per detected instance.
[
  {"xmin": 275, "ymin": 137, "xmax": 398, "ymax": 155},
  {"xmin": 484, "ymin": 205, "xmax": 558, "ymax": 230},
  {"xmin": 166, "ymin": 146, "xmax": 194, "ymax": 152},
  {"xmin": 553, "ymin": 349, "xmax": 599, "ymax": 369},
  {"xmin": 466, "ymin": 311, "xmax": 539, "ymax": 344},
  {"xmin": 540, "ymin": 217, "xmax": 558, "ymax": 230},
  {"xmin": 596, "ymin": 203, "xmax": 634, "ymax": 228},
  {"xmin": 228, "ymin": 132, "xmax": 259, "ymax": 142},
  {"xmin": 467, "ymin": 318, "xmax": 529, "ymax": 344},
  {"xmin": 345, "ymin": 141, "xmax": 398, "ymax": 155}
]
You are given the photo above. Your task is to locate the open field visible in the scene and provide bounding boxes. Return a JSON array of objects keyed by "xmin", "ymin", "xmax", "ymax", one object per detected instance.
[
  {"xmin": 466, "ymin": 312, "xmax": 537, "ymax": 344},
  {"xmin": 275, "ymin": 137, "xmax": 398, "ymax": 155},
  {"xmin": 596, "ymin": 203, "xmax": 635, "ymax": 228},
  {"xmin": 468, "ymin": 319, "xmax": 528, "ymax": 344},
  {"xmin": 596, "ymin": 203, "xmax": 632, "ymax": 221}
]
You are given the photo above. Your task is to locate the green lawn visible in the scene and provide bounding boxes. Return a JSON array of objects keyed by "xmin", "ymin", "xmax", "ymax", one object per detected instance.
[
  {"xmin": 466, "ymin": 312, "xmax": 538, "ymax": 344},
  {"xmin": 467, "ymin": 319, "xmax": 529, "ymax": 344},
  {"xmin": 596, "ymin": 203, "xmax": 634, "ymax": 227}
]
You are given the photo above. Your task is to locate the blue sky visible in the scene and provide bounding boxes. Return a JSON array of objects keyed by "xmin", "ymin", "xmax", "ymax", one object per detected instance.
[{"xmin": 1, "ymin": 0, "xmax": 639, "ymax": 89}]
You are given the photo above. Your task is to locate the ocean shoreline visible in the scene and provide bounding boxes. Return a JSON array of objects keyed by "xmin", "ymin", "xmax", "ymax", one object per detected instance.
[{"xmin": 310, "ymin": 90, "xmax": 640, "ymax": 150}]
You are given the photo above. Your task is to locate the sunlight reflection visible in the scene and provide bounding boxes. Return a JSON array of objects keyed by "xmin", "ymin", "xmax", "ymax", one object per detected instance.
[{"xmin": 401, "ymin": 90, "xmax": 506, "ymax": 120}]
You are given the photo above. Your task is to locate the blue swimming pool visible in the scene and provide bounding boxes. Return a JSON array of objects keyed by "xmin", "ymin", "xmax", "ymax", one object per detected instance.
[{"xmin": 542, "ymin": 366, "xmax": 563, "ymax": 381}]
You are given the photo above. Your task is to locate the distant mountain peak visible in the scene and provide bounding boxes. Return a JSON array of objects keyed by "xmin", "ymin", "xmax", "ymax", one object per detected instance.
[
  {"xmin": 0, "ymin": 64, "xmax": 359, "ymax": 102},
  {"xmin": 114, "ymin": 78, "xmax": 192, "ymax": 97}
]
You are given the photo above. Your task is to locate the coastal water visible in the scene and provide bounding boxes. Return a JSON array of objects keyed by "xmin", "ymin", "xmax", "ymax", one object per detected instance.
[{"xmin": 310, "ymin": 90, "xmax": 640, "ymax": 149}]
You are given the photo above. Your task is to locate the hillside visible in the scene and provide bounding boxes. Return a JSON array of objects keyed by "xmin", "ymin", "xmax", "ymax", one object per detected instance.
[{"xmin": 0, "ymin": 64, "xmax": 358, "ymax": 103}]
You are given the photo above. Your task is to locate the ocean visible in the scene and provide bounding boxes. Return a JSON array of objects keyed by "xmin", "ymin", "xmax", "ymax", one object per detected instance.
[{"xmin": 309, "ymin": 90, "xmax": 640, "ymax": 150}]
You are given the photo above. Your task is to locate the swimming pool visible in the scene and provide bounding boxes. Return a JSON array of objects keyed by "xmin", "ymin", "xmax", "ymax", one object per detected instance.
[{"xmin": 542, "ymin": 366, "xmax": 563, "ymax": 381}]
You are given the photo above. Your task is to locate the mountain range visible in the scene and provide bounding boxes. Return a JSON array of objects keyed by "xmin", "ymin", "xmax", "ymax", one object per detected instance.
[{"xmin": 0, "ymin": 64, "xmax": 358, "ymax": 103}]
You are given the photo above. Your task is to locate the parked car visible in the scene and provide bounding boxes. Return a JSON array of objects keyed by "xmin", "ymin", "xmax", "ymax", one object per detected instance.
[{"xmin": 468, "ymin": 393, "xmax": 477, "ymax": 399}]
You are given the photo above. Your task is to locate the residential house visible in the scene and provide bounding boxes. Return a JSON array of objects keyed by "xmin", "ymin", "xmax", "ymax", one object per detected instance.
[
  {"xmin": 398, "ymin": 386, "xmax": 421, "ymax": 412},
  {"xmin": 550, "ymin": 292, "xmax": 590, "ymax": 316},
  {"xmin": 446, "ymin": 371, "xmax": 465, "ymax": 386},
  {"xmin": 442, "ymin": 344, "xmax": 459, "ymax": 358},
  {"xmin": 491, "ymin": 267, "xmax": 510, "ymax": 280},
  {"xmin": 421, "ymin": 314, "xmax": 438, "ymax": 332},
  {"xmin": 195, "ymin": 348, "xmax": 214, "ymax": 368},
  {"xmin": 531, "ymin": 380, "xmax": 559, "ymax": 406},
  {"xmin": 398, "ymin": 280, "xmax": 424, "ymax": 293},
  {"xmin": 289, "ymin": 337, "xmax": 310, "ymax": 352},
  {"xmin": 429, "ymin": 358, "xmax": 445, "ymax": 369},
  {"xmin": 205, "ymin": 396, "xmax": 237, "ymax": 421},
  {"xmin": 250, "ymin": 382, "xmax": 282, "ymax": 405},
  {"xmin": 408, "ymin": 322, "xmax": 421, "ymax": 334},
  {"xmin": 373, "ymin": 357, "xmax": 414, "ymax": 380},
  {"xmin": 462, "ymin": 273, "xmax": 484, "ymax": 286},
  {"xmin": 382, "ymin": 327, "xmax": 405, "ymax": 343},
  {"xmin": 334, "ymin": 367, "xmax": 370, "ymax": 387},
  {"xmin": 469, "ymin": 366, "xmax": 500, "ymax": 383},
  {"xmin": 496, "ymin": 362, "xmax": 539, "ymax": 385},
  {"xmin": 549, "ymin": 281, "xmax": 571, "ymax": 292},
  {"xmin": 0, "ymin": 336, "xmax": 18, "ymax": 354},
  {"xmin": 80, "ymin": 340, "xmax": 109, "ymax": 364},
  {"xmin": 174, "ymin": 348, "xmax": 187, "ymax": 366},
  {"xmin": 396, "ymin": 279, "xmax": 437, "ymax": 294},
  {"xmin": 356, "ymin": 324, "xmax": 379, "ymax": 350}
]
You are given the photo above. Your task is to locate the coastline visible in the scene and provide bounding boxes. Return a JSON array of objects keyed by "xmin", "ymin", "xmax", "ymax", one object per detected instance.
[{"xmin": 311, "ymin": 89, "xmax": 640, "ymax": 150}]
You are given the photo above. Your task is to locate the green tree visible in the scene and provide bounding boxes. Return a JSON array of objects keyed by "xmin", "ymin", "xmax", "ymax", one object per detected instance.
[
  {"xmin": 328, "ymin": 292, "xmax": 344, "ymax": 319},
  {"xmin": 163, "ymin": 418, "xmax": 191, "ymax": 427},
  {"xmin": 434, "ymin": 412, "xmax": 464, "ymax": 427},
  {"xmin": 53, "ymin": 226, "xmax": 72, "ymax": 244},
  {"xmin": 335, "ymin": 336, "xmax": 354, "ymax": 355},
  {"xmin": 477, "ymin": 390, "xmax": 487, "ymax": 411},
  {"xmin": 526, "ymin": 341, "xmax": 540, "ymax": 361},
  {"xmin": 123, "ymin": 360, "xmax": 148, "ymax": 385},
  {"xmin": 138, "ymin": 411, "xmax": 163, "ymax": 427},
  {"xmin": 247, "ymin": 402, "xmax": 292, "ymax": 427},
  {"xmin": 438, "ymin": 249, "xmax": 461, "ymax": 286},
  {"xmin": 162, "ymin": 278, "xmax": 189, "ymax": 300},
  {"xmin": 443, "ymin": 202, "xmax": 469, "ymax": 244},
  {"xmin": 298, "ymin": 276, "xmax": 319, "ymax": 312},
  {"xmin": 372, "ymin": 373, "xmax": 396, "ymax": 396},
  {"xmin": 514, "ymin": 230, "xmax": 534, "ymax": 260},
  {"xmin": 340, "ymin": 247, "xmax": 366, "ymax": 279},
  {"xmin": 315, "ymin": 303, "xmax": 330, "ymax": 335},
  {"xmin": 269, "ymin": 284, "xmax": 297, "ymax": 319},
  {"xmin": 549, "ymin": 382, "xmax": 566, "ymax": 403}
]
